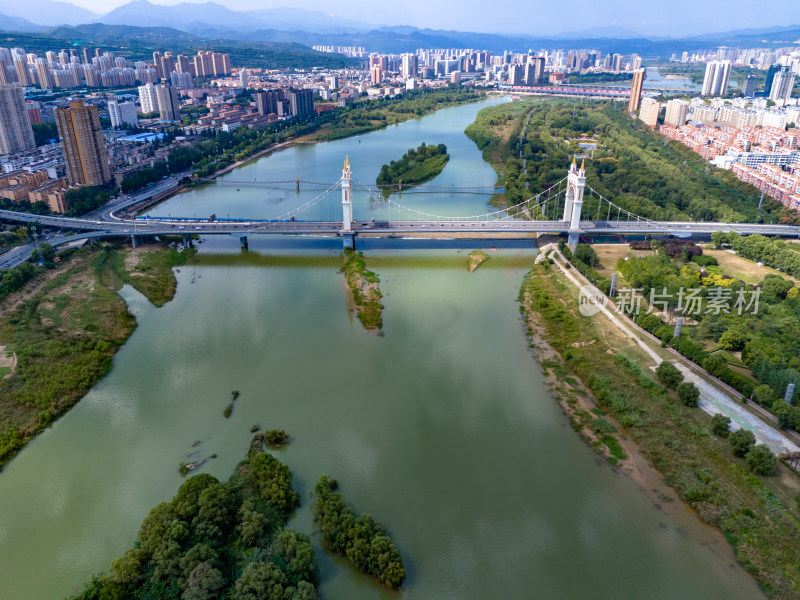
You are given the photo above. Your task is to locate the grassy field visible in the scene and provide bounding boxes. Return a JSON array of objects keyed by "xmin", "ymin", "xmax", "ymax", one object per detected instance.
[
  {"xmin": 522, "ymin": 258, "xmax": 800, "ymax": 598},
  {"xmin": 702, "ymin": 248, "xmax": 800, "ymax": 286},
  {"xmin": 343, "ymin": 249, "xmax": 383, "ymax": 331},
  {"xmin": 0, "ymin": 242, "xmax": 193, "ymax": 470}
]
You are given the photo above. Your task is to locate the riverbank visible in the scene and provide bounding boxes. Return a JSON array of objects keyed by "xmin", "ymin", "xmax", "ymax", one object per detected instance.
[
  {"xmin": 521, "ymin": 251, "xmax": 800, "ymax": 598},
  {"xmin": 0, "ymin": 241, "xmax": 193, "ymax": 470}
]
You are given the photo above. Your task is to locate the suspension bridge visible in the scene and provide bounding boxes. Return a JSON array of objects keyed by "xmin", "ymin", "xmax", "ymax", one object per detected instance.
[{"xmin": 1, "ymin": 157, "xmax": 800, "ymax": 268}]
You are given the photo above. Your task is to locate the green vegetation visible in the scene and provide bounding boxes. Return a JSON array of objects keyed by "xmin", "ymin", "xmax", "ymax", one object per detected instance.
[
  {"xmin": 711, "ymin": 414, "xmax": 732, "ymax": 438},
  {"xmin": 747, "ymin": 445, "xmax": 777, "ymax": 476},
  {"xmin": 567, "ymin": 72, "xmax": 634, "ymax": 84},
  {"xmin": 93, "ymin": 243, "xmax": 196, "ymax": 307},
  {"xmin": 614, "ymin": 243, "xmax": 800, "ymax": 432},
  {"xmin": 656, "ymin": 361, "xmax": 684, "ymax": 389},
  {"xmin": 376, "ymin": 142, "xmax": 449, "ymax": 189},
  {"xmin": 0, "ymin": 243, "xmax": 192, "ymax": 470},
  {"xmin": 342, "ymin": 249, "xmax": 383, "ymax": 331},
  {"xmin": 729, "ymin": 429, "xmax": 756, "ymax": 458},
  {"xmin": 260, "ymin": 429, "xmax": 289, "ymax": 448},
  {"xmin": 464, "ymin": 100, "xmax": 790, "ymax": 223},
  {"xmin": 69, "ymin": 436, "xmax": 318, "ymax": 600},
  {"xmin": 32, "ymin": 122, "xmax": 59, "ymax": 146},
  {"xmin": 223, "ymin": 404, "xmax": 233, "ymax": 419},
  {"xmin": 677, "ymin": 381, "xmax": 700, "ymax": 407},
  {"xmin": 467, "ymin": 249, "xmax": 490, "ymax": 272},
  {"xmin": 64, "ymin": 186, "xmax": 113, "ymax": 217},
  {"xmin": 308, "ymin": 87, "xmax": 482, "ymax": 142},
  {"xmin": 312, "ymin": 475, "xmax": 405, "ymax": 590},
  {"xmin": 520, "ymin": 259, "xmax": 800, "ymax": 597}
]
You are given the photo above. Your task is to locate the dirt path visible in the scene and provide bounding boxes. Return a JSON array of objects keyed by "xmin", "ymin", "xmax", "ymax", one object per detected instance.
[{"xmin": 0, "ymin": 345, "xmax": 15, "ymax": 378}]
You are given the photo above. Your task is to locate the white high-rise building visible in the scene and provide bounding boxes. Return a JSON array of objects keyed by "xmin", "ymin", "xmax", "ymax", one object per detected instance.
[
  {"xmin": 107, "ymin": 99, "xmax": 139, "ymax": 128},
  {"xmin": 138, "ymin": 83, "xmax": 159, "ymax": 114},
  {"xmin": 638, "ymin": 97, "xmax": 660, "ymax": 127},
  {"xmin": 239, "ymin": 68, "xmax": 248, "ymax": 89},
  {"xmin": 664, "ymin": 99, "xmax": 690, "ymax": 127},
  {"xmin": 770, "ymin": 66, "xmax": 796, "ymax": 103},
  {"xmin": 701, "ymin": 60, "xmax": 731, "ymax": 96},
  {"xmin": 401, "ymin": 53, "xmax": 418, "ymax": 79},
  {"xmin": 0, "ymin": 82, "xmax": 36, "ymax": 155}
]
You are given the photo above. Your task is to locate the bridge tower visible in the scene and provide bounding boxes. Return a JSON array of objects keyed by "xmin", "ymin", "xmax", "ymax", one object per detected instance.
[
  {"xmin": 562, "ymin": 156, "xmax": 586, "ymax": 248},
  {"xmin": 341, "ymin": 156, "xmax": 356, "ymax": 249},
  {"xmin": 341, "ymin": 156, "xmax": 353, "ymax": 232}
]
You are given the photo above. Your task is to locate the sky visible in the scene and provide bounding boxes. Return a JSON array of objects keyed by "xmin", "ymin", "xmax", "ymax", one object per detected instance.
[{"xmin": 56, "ymin": 0, "xmax": 800, "ymax": 36}]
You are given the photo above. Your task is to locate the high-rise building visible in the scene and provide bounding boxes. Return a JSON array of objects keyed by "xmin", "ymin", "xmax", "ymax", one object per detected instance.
[
  {"xmin": 508, "ymin": 64, "xmax": 523, "ymax": 86},
  {"xmin": 239, "ymin": 68, "xmax": 249, "ymax": 89},
  {"xmin": 631, "ymin": 54, "xmax": 642, "ymax": 71},
  {"xmin": 524, "ymin": 57, "xmax": 545, "ymax": 85},
  {"xmin": 628, "ymin": 68, "xmax": 645, "ymax": 113},
  {"xmin": 152, "ymin": 51, "xmax": 163, "ymax": 78},
  {"xmin": 55, "ymin": 99, "xmax": 111, "ymax": 186},
  {"xmin": 170, "ymin": 71, "xmax": 193, "ymax": 89},
  {"xmin": 34, "ymin": 58, "xmax": 54, "ymax": 89},
  {"xmin": 664, "ymin": 98, "xmax": 690, "ymax": 127},
  {"xmin": 769, "ymin": 66, "xmax": 796, "ymax": 103},
  {"xmin": 138, "ymin": 83, "xmax": 159, "ymax": 113},
  {"xmin": 0, "ymin": 83, "xmax": 36, "ymax": 155},
  {"xmin": 701, "ymin": 60, "xmax": 731, "ymax": 96},
  {"xmin": 154, "ymin": 82, "xmax": 180, "ymax": 121},
  {"xmin": 743, "ymin": 74, "xmax": 758, "ymax": 97},
  {"xmin": 401, "ymin": 53, "xmax": 418, "ymax": 79},
  {"xmin": 11, "ymin": 49, "xmax": 32, "ymax": 87},
  {"xmin": 288, "ymin": 89, "xmax": 314, "ymax": 117},
  {"xmin": 763, "ymin": 65, "xmax": 780, "ymax": 98},
  {"xmin": 255, "ymin": 90, "xmax": 283, "ymax": 115},
  {"xmin": 638, "ymin": 97, "xmax": 660, "ymax": 127},
  {"xmin": 370, "ymin": 65, "xmax": 382, "ymax": 84},
  {"xmin": 107, "ymin": 99, "xmax": 139, "ymax": 127}
]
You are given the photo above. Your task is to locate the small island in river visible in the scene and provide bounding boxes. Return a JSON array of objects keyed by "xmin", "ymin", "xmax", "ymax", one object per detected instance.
[
  {"xmin": 343, "ymin": 249, "xmax": 384, "ymax": 331},
  {"xmin": 376, "ymin": 142, "xmax": 449, "ymax": 190}
]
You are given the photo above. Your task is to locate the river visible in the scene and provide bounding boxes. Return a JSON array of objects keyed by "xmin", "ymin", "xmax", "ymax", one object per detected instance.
[{"xmin": 0, "ymin": 99, "xmax": 765, "ymax": 599}]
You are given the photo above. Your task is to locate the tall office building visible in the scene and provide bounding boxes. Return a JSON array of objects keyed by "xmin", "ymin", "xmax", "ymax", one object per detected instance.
[
  {"xmin": 763, "ymin": 65, "xmax": 780, "ymax": 97},
  {"xmin": 664, "ymin": 98, "xmax": 689, "ymax": 127},
  {"xmin": 743, "ymin": 74, "xmax": 758, "ymax": 97},
  {"xmin": 628, "ymin": 68, "xmax": 645, "ymax": 113},
  {"xmin": 154, "ymin": 82, "xmax": 180, "ymax": 121},
  {"xmin": 638, "ymin": 97, "xmax": 660, "ymax": 127},
  {"xmin": 701, "ymin": 60, "xmax": 731, "ymax": 96},
  {"xmin": 107, "ymin": 99, "xmax": 139, "ymax": 127},
  {"xmin": 55, "ymin": 100, "xmax": 111, "ymax": 186},
  {"xmin": 288, "ymin": 89, "xmax": 314, "ymax": 117},
  {"xmin": 0, "ymin": 83, "xmax": 36, "ymax": 155},
  {"xmin": 239, "ymin": 68, "xmax": 249, "ymax": 89},
  {"xmin": 769, "ymin": 66, "xmax": 796, "ymax": 103}
]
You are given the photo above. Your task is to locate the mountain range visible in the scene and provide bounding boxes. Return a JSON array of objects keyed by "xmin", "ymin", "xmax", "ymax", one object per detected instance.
[{"xmin": 0, "ymin": 0, "xmax": 798, "ymax": 55}]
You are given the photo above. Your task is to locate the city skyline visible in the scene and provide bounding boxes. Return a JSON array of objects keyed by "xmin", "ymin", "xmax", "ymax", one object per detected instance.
[{"xmin": 3, "ymin": 0, "xmax": 799, "ymax": 37}]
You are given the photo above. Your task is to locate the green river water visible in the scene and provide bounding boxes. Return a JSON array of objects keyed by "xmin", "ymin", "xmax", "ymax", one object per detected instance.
[{"xmin": 0, "ymin": 99, "xmax": 764, "ymax": 599}]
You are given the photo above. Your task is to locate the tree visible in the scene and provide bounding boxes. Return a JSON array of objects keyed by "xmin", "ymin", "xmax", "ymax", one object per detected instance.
[
  {"xmin": 656, "ymin": 361, "xmax": 683, "ymax": 389},
  {"xmin": 746, "ymin": 444, "xmax": 777, "ymax": 475},
  {"xmin": 573, "ymin": 244, "xmax": 599, "ymax": 268},
  {"xmin": 710, "ymin": 414, "xmax": 731, "ymax": 438},
  {"xmin": 711, "ymin": 231, "xmax": 728, "ymax": 249},
  {"xmin": 677, "ymin": 382, "xmax": 700, "ymax": 407},
  {"xmin": 231, "ymin": 562, "xmax": 287, "ymax": 600},
  {"xmin": 183, "ymin": 561, "xmax": 226, "ymax": 600},
  {"xmin": 273, "ymin": 529, "xmax": 318, "ymax": 586},
  {"xmin": 729, "ymin": 428, "xmax": 756, "ymax": 457},
  {"xmin": 752, "ymin": 384, "xmax": 774, "ymax": 406},
  {"xmin": 718, "ymin": 328, "xmax": 748, "ymax": 351}
]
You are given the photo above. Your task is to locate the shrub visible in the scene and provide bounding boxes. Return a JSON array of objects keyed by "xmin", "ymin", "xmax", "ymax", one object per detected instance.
[
  {"xmin": 710, "ymin": 414, "xmax": 731, "ymax": 438},
  {"xmin": 729, "ymin": 428, "xmax": 756, "ymax": 458},
  {"xmin": 746, "ymin": 445, "xmax": 777, "ymax": 475},
  {"xmin": 656, "ymin": 361, "xmax": 683, "ymax": 389},
  {"xmin": 677, "ymin": 382, "xmax": 700, "ymax": 407}
]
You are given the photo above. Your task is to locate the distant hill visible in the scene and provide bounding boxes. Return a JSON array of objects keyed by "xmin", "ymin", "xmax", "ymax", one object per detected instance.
[
  {"xmin": 0, "ymin": 0, "xmax": 99, "ymax": 26},
  {"xmin": 0, "ymin": 13, "xmax": 46, "ymax": 32}
]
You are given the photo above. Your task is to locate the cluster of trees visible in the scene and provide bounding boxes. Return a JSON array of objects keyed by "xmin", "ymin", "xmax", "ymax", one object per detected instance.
[
  {"xmin": 311, "ymin": 476, "xmax": 405, "ymax": 590},
  {"xmin": 376, "ymin": 142, "xmax": 449, "ymax": 188},
  {"xmin": 713, "ymin": 231, "xmax": 800, "ymax": 279},
  {"xmin": 63, "ymin": 186, "xmax": 112, "ymax": 217},
  {"xmin": 120, "ymin": 162, "xmax": 169, "ymax": 194},
  {"xmin": 0, "ymin": 262, "xmax": 38, "ymax": 301},
  {"xmin": 32, "ymin": 122, "xmax": 59, "ymax": 146},
  {"xmin": 71, "ymin": 439, "xmax": 318, "ymax": 600},
  {"xmin": 465, "ymin": 100, "xmax": 791, "ymax": 223},
  {"xmin": 655, "ymin": 361, "xmax": 701, "ymax": 406},
  {"xmin": 612, "ymin": 240, "xmax": 800, "ymax": 434},
  {"xmin": 728, "ymin": 428, "xmax": 777, "ymax": 475}
]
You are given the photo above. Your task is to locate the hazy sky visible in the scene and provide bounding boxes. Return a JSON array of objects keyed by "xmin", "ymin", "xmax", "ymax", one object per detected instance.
[{"xmin": 66, "ymin": 0, "xmax": 800, "ymax": 36}]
